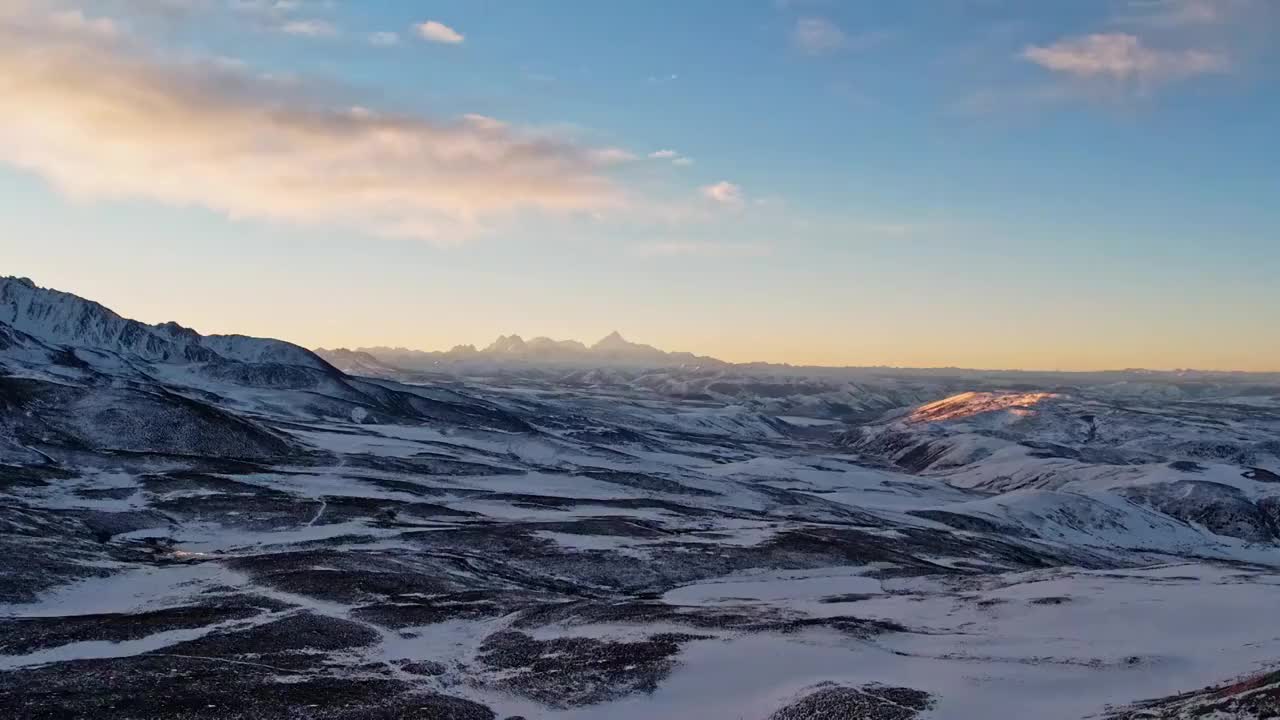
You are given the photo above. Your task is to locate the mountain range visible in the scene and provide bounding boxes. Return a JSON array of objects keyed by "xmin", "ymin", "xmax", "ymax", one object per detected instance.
[
  {"xmin": 5, "ymin": 274, "xmax": 1280, "ymax": 719},
  {"xmin": 319, "ymin": 330, "xmax": 725, "ymax": 372}
]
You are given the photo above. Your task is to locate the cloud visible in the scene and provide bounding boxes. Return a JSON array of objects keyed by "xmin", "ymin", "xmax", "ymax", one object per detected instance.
[
  {"xmin": 0, "ymin": 8, "xmax": 624, "ymax": 242},
  {"xmin": 1117, "ymin": 0, "xmax": 1279, "ymax": 31},
  {"xmin": 368, "ymin": 31, "xmax": 399, "ymax": 46},
  {"xmin": 700, "ymin": 181, "xmax": 744, "ymax": 206},
  {"xmin": 592, "ymin": 148, "xmax": 637, "ymax": 164},
  {"xmin": 793, "ymin": 17, "xmax": 846, "ymax": 53},
  {"xmin": 48, "ymin": 9, "xmax": 119, "ymax": 37},
  {"xmin": 649, "ymin": 149, "xmax": 693, "ymax": 166},
  {"xmin": 460, "ymin": 113, "xmax": 505, "ymax": 131},
  {"xmin": 792, "ymin": 17, "xmax": 891, "ymax": 56},
  {"xmin": 1118, "ymin": 0, "xmax": 1229, "ymax": 27},
  {"xmin": 280, "ymin": 18, "xmax": 336, "ymax": 37},
  {"xmin": 229, "ymin": 0, "xmax": 300, "ymax": 14},
  {"xmin": 1023, "ymin": 33, "xmax": 1227, "ymax": 82},
  {"xmin": 416, "ymin": 20, "xmax": 463, "ymax": 45},
  {"xmin": 129, "ymin": 1, "xmax": 345, "ymax": 38}
]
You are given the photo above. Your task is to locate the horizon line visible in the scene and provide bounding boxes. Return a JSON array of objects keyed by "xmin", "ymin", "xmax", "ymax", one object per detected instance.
[{"xmin": 320, "ymin": 342, "xmax": 1280, "ymax": 377}]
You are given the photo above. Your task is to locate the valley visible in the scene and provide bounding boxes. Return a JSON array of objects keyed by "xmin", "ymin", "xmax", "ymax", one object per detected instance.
[{"xmin": 3, "ymin": 276, "xmax": 1280, "ymax": 719}]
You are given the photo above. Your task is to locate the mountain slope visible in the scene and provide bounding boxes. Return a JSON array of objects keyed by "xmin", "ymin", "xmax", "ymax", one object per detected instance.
[{"xmin": 0, "ymin": 277, "xmax": 334, "ymax": 372}]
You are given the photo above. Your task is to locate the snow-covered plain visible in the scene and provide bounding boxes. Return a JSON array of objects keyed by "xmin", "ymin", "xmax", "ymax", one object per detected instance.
[{"xmin": 4, "ymin": 276, "xmax": 1280, "ymax": 719}]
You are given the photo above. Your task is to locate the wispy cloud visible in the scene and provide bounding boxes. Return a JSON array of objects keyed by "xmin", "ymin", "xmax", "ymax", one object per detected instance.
[
  {"xmin": 592, "ymin": 148, "xmax": 637, "ymax": 164},
  {"xmin": 280, "ymin": 18, "xmax": 336, "ymax": 37},
  {"xmin": 1117, "ymin": 0, "xmax": 1231, "ymax": 27},
  {"xmin": 416, "ymin": 20, "xmax": 464, "ymax": 45},
  {"xmin": 144, "ymin": 1, "xmax": 347, "ymax": 38},
  {"xmin": 700, "ymin": 181, "xmax": 744, "ymax": 206},
  {"xmin": 0, "ymin": 7, "xmax": 624, "ymax": 242},
  {"xmin": 792, "ymin": 17, "xmax": 889, "ymax": 55},
  {"xmin": 649, "ymin": 149, "xmax": 693, "ymax": 166},
  {"xmin": 793, "ymin": 17, "xmax": 847, "ymax": 53},
  {"xmin": 369, "ymin": 31, "xmax": 399, "ymax": 46},
  {"xmin": 1023, "ymin": 33, "xmax": 1227, "ymax": 83},
  {"xmin": 49, "ymin": 9, "xmax": 119, "ymax": 37}
]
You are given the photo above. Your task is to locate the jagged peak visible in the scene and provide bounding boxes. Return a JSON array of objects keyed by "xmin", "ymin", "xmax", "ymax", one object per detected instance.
[
  {"xmin": 485, "ymin": 334, "xmax": 528, "ymax": 353},
  {"xmin": 591, "ymin": 330, "xmax": 633, "ymax": 350},
  {"xmin": 345, "ymin": 331, "xmax": 726, "ymax": 369}
]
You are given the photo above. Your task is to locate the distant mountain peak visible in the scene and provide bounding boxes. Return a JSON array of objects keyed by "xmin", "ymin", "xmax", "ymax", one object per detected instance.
[
  {"xmin": 342, "ymin": 330, "xmax": 723, "ymax": 370},
  {"xmin": 592, "ymin": 330, "xmax": 630, "ymax": 350},
  {"xmin": 591, "ymin": 331, "xmax": 666, "ymax": 359},
  {"xmin": 485, "ymin": 334, "xmax": 528, "ymax": 353}
]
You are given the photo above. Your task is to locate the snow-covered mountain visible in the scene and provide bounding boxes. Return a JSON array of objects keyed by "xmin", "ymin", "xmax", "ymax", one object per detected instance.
[
  {"xmin": 0, "ymin": 277, "xmax": 534, "ymax": 463},
  {"xmin": 310, "ymin": 347, "xmax": 403, "ymax": 379},
  {"xmin": 847, "ymin": 388, "xmax": 1280, "ymax": 547},
  {"xmin": 6, "ymin": 277, "xmax": 1280, "ymax": 720},
  {"xmin": 0, "ymin": 276, "xmax": 333, "ymax": 371}
]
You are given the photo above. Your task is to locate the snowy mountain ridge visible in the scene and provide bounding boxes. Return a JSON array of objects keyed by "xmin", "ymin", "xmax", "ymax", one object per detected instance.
[
  {"xmin": 0, "ymin": 276, "xmax": 334, "ymax": 371},
  {"xmin": 322, "ymin": 330, "xmax": 725, "ymax": 371}
]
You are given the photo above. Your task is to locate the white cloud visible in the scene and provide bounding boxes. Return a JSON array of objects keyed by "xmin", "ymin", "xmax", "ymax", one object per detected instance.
[
  {"xmin": 1023, "ymin": 33, "xmax": 1227, "ymax": 82},
  {"xmin": 0, "ymin": 8, "xmax": 624, "ymax": 242},
  {"xmin": 592, "ymin": 148, "xmax": 637, "ymax": 164},
  {"xmin": 280, "ymin": 18, "xmax": 336, "ymax": 37},
  {"xmin": 229, "ymin": 0, "xmax": 298, "ymax": 14},
  {"xmin": 416, "ymin": 20, "xmax": 463, "ymax": 45},
  {"xmin": 461, "ymin": 113, "xmax": 506, "ymax": 131},
  {"xmin": 793, "ymin": 17, "xmax": 846, "ymax": 53},
  {"xmin": 649, "ymin": 149, "xmax": 693, "ymax": 166},
  {"xmin": 700, "ymin": 181, "xmax": 744, "ymax": 206},
  {"xmin": 369, "ymin": 31, "xmax": 399, "ymax": 46}
]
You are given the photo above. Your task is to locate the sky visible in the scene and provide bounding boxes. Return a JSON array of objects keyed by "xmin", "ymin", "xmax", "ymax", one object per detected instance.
[{"xmin": 2, "ymin": 0, "xmax": 1278, "ymax": 371}]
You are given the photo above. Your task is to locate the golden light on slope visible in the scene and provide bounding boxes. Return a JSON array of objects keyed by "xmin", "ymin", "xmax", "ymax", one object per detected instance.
[{"xmin": 908, "ymin": 391, "xmax": 1061, "ymax": 424}]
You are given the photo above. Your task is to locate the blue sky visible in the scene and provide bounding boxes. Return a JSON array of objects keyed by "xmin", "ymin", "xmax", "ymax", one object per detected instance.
[{"xmin": 2, "ymin": 0, "xmax": 1277, "ymax": 370}]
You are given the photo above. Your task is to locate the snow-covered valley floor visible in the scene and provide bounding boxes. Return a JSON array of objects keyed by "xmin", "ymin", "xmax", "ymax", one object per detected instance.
[{"xmin": 5, "ymin": 397, "xmax": 1280, "ymax": 719}]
